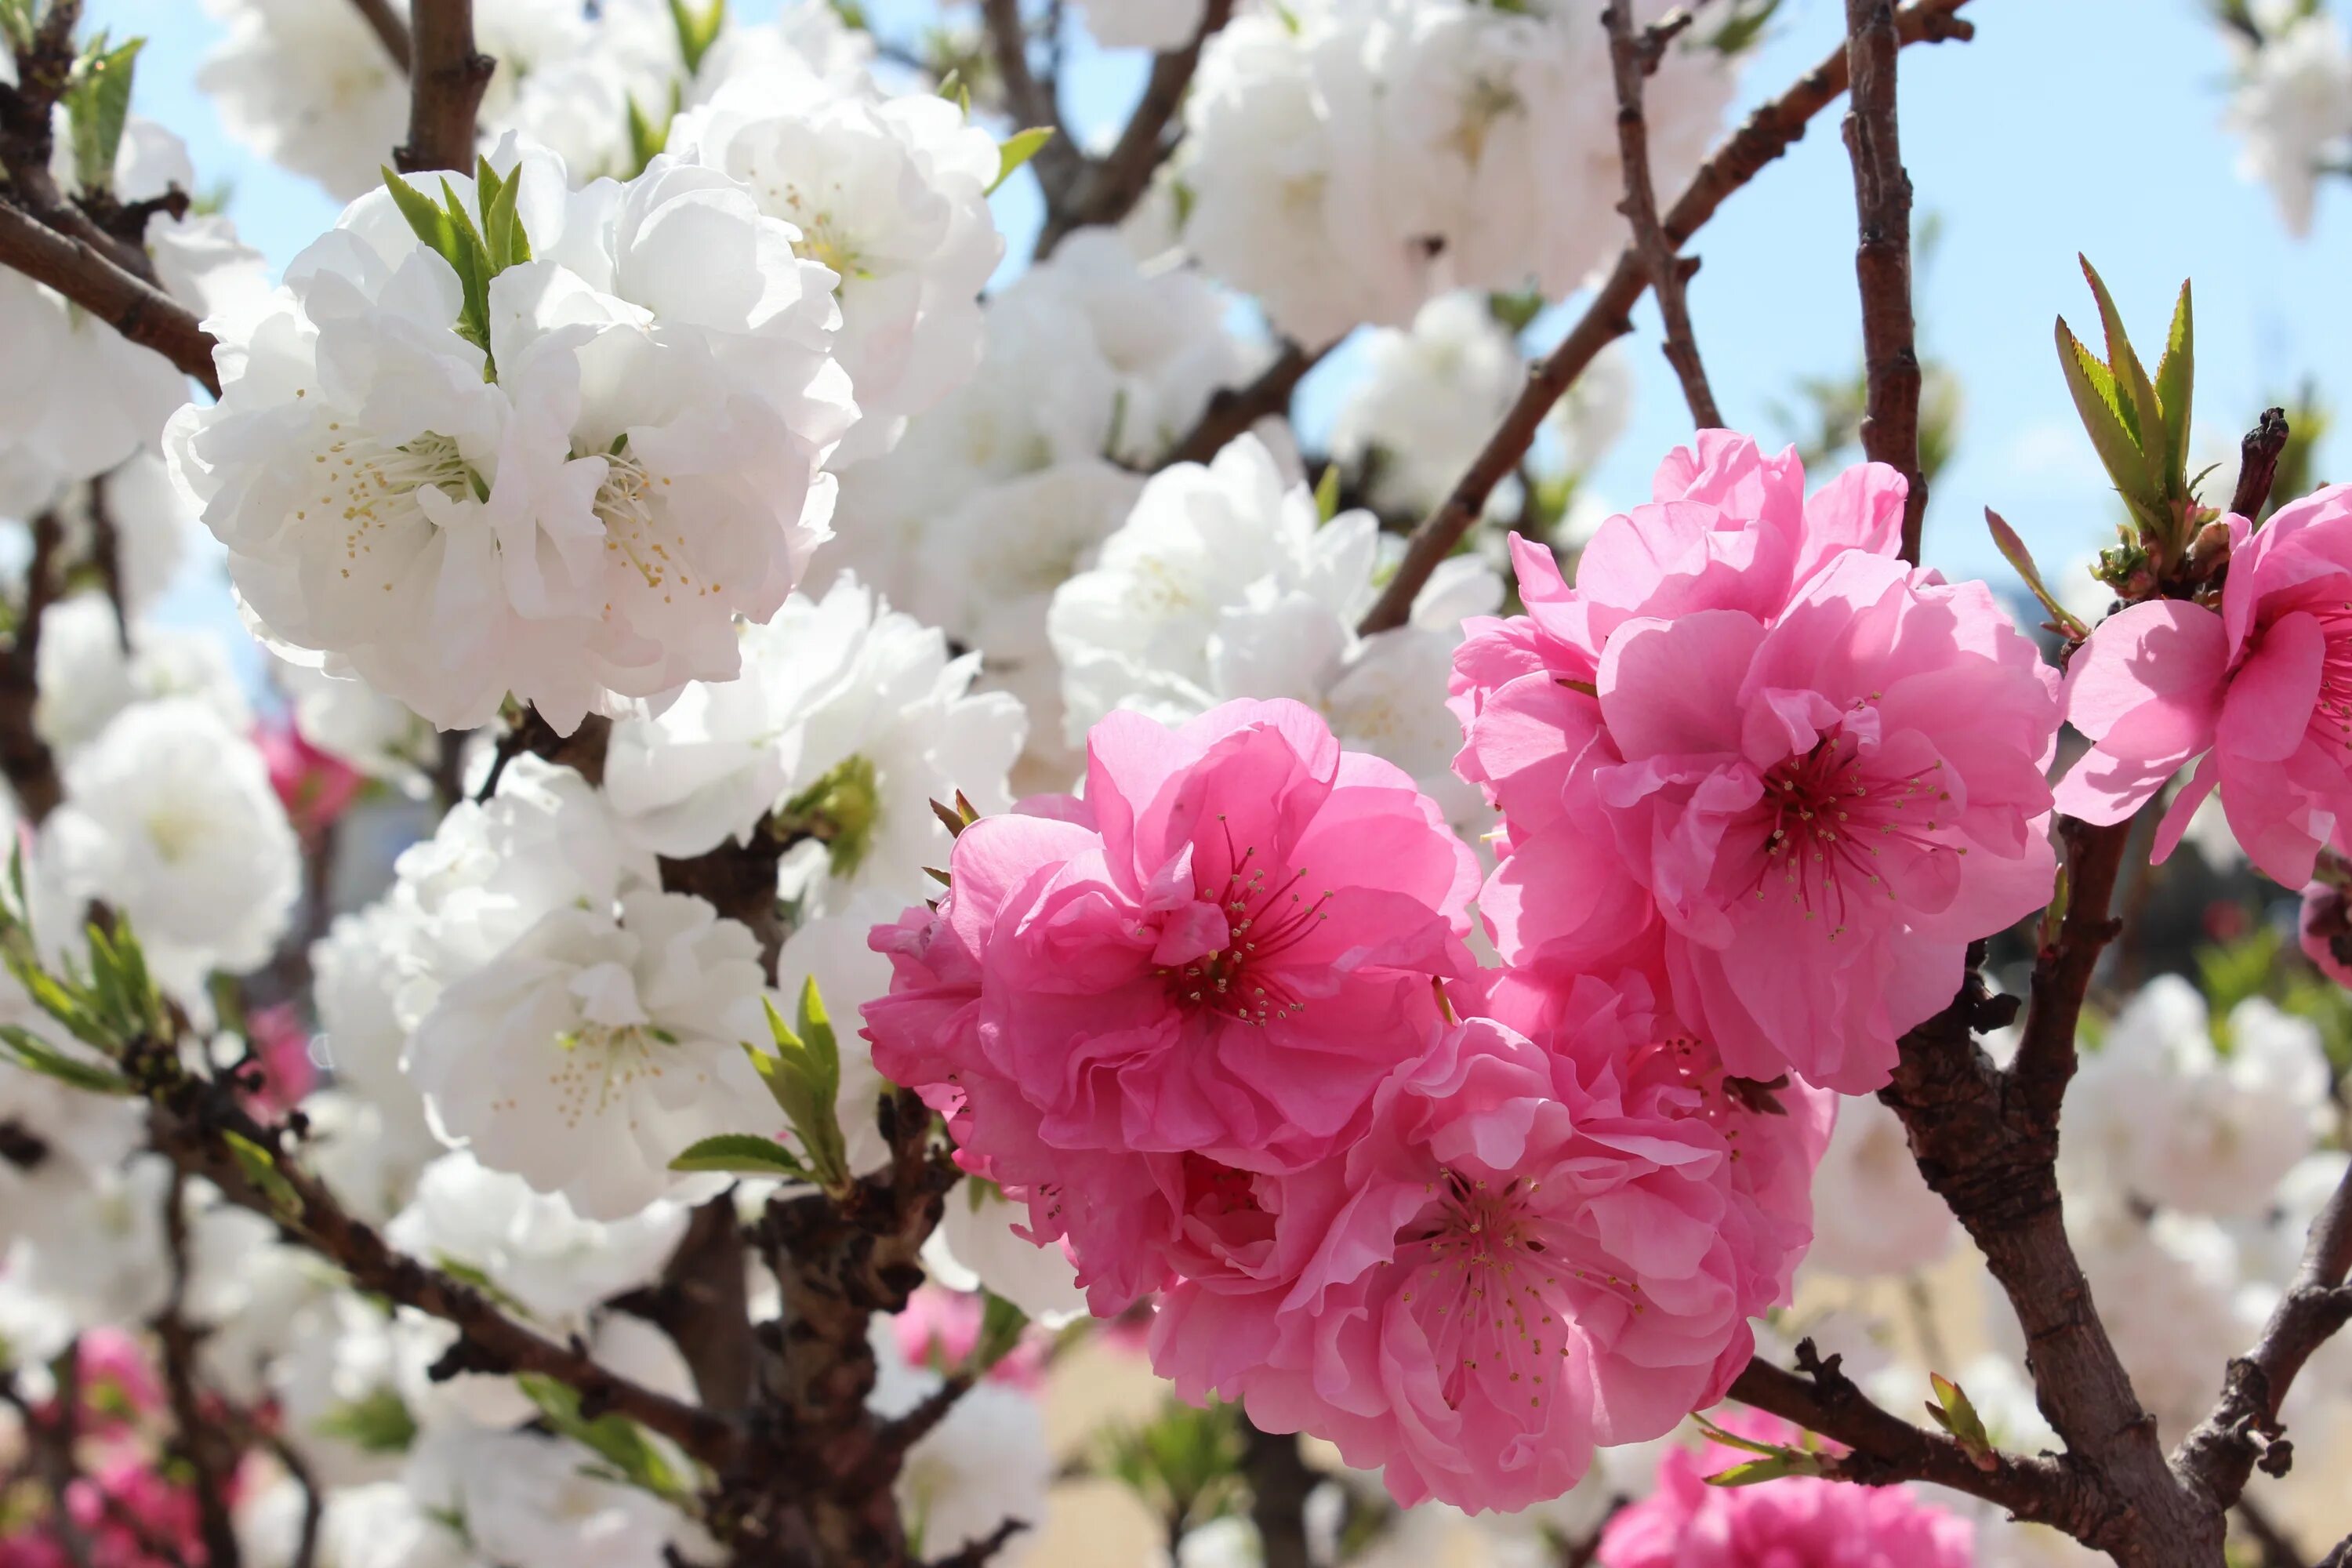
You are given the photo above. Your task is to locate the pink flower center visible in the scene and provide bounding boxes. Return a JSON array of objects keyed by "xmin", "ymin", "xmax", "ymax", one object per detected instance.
[
  {"xmin": 1158, "ymin": 821, "xmax": 1334, "ymax": 1025},
  {"xmin": 1399, "ymin": 1170, "xmax": 1584, "ymax": 1416},
  {"xmin": 1737, "ymin": 728, "xmax": 1951, "ymax": 936}
]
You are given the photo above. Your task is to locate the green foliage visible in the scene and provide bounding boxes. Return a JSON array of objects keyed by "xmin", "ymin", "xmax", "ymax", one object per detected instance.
[
  {"xmin": 0, "ymin": 848, "xmax": 162, "ymax": 1094},
  {"xmin": 667, "ymin": 0, "xmax": 728, "ymax": 75},
  {"xmin": 737, "ymin": 978, "xmax": 851, "ymax": 1191},
  {"xmin": 1707, "ymin": 0, "xmax": 1782, "ymax": 56},
  {"xmin": 989, "ymin": 127, "xmax": 1056, "ymax": 195},
  {"xmin": 2198, "ymin": 924, "xmax": 2352, "ymax": 1075},
  {"xmin": 1924, "ymin": 1373, "xmax": 1999, "ymax": 1471},
  {"xmin": 65, "ymin": 33, "xmax": 143, "ymax": 197},
  {"xmin": 970, "ymin": 1292, "xmax": 1029, "ymax": 1377},
  {"xmin": 314, "ymin": 1388, "xmax": 422, "ymax": 1454},
  {"xmin": 1693, "ymin": 1412, "xmax": 1831, "ymax": 1486},
  {"xmin": 1313, "ymin": 462, "xmax": 1342, "ymax": 524},
  {"xmin": 1985, "ymin": 508, "xmax": 2090, "ymax": 637},
  {"xmin": 626, "ymin": 89, "xmax": 677, "ymax": 180},
  {"xmin": 517, "ymin": 1374, "xmax": 695, "ymax": 1507},
  {"xmin": 1097, "ymin": 1397, "xmax": 1248, "ymax": 1540},
  {"xmin": 666, "ymin": 1131, "xmax": 818, "ymax": 1182},
  {"xmin": 379, "ymin": 160, "xmax": 536, "ymax": 379},
  {"xmin": 781, "ymin": 754, "xmax": 881, "ymax": 881},
  {"xmin": 1486, "ymin": 289, "xmax": 1544, "ymax": 336},
  {"xmin": 2056, "ymin": 259, "xmax": 2201, "ymax": 576},
  {"xmin": 0, "ymin": 0, "xmax": 34, "ymax": 53}
]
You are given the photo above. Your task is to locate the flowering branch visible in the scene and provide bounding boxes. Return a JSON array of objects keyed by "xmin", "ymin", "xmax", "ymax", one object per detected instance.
[
  {"xmin": 1357, "ymin": 0, "xmax": 1974, "ymax": 635},
  {"xmin": 0, "ymin": 507, "xmax": 65, "ymax": 822},
  {"xmin": 1840, "ymin": 0, "xmax": 1929, "ymax": 563},
  {"xmin": 394, "ymin": 0, "xmax": 494, "ymax": 175},
  {"xmin": 1039, "ymin": 0, "xmax": 1239, "ymax": 252},
  {"xmin": 0, "ymin": 203, "xmax": 220, "ymax": 394},
  {"xmin": 2174, "ymin": 1159, "xmax": 2352, "ymax": 1510},
  {"xmin": 1160, "ymin": 341, "xmax": 1329, "ymax": 466},
  {"xmin": 1603, "ymin": 0, "xmax": 1722, "ymax": 429}
]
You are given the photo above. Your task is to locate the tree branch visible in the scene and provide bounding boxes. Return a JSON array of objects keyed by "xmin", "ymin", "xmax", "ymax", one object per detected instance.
[
  {"xmin": 2006, "ymin": 816, "xmax": 2132, "ymax": 1126},
  {"xmin": 1604, "ymin": 0, "xmax": 1721, "ymax": 429},
  {"xmin": 0, "ymin": 203, "xmax": 221, "ymax": 395},
  {"xmin": 156, "ymin": 1166, "xmax": 244, "ymax": 1568},
  {"xmin": 2175, "ymin": 1159, "xmax": 2352, "ymax": 1510},
  {"xmin": 1039, "ymin": 0, "xmax": 1238, "ymax": 253},
  {"xmin": 1158, "ymin": 342, "xmax": 1328, "ymax": 467},
  {"xmin": 979, "ymin": 0, "xmax": 1081, "ymax": 206},
  {"xmin": 0, "ymin": 508, "xmax": 65, "ymax": 822},
  {"xmin": 350, "ymin": 0, "xmax": 414, "ymax": 72},
  {"xmin": 1727, "ymin": 1345, "xmax": 2097, "ymax": 1528},
  {"xmin": 1840, "ymin": 0, "xmax": 1928, "ymax": 563},
  {"xmin": 2229, "ymin": 406, "xmax": 2292, "ymax": 521},
  {"xmin": 1243, "ymin": 1419, "xmax": 1317, "ymax": 1568},
  {"xmin": 394, "ymin": 0, "xmax": 494, "ymax": 175},
  {"xmin": 1357, "ymin": 0, "xmax": 1974, "ymax": 635}
]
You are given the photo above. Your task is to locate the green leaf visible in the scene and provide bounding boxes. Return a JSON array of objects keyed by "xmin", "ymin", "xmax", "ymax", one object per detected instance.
[
  {"xmin": 1313, "ymin": 462, "xmax": 1341, "ymax": 524},
  {"xmin": 1984, "ymin": 508, "xmax": 2089, "ymax": 638},
  {"xmin": 383, "ymin": 166, "xmax": 460, "ymax": 270},
  {"xmin": 0, "ymin": 0, "xmax": 34, "ymax": 53},
  {"xmin": 1690, "ymin": 1412, "xmax": 1797, "ymax": 1458},
  {"xmin": 65, "ymin": 34, "xmax": 144, "ymax": 198},
  {"xmin": 432, "ymin": 1255, "xmax": 532, "ymax": 1318},
  {"xmin": 1704, "ymin": 1454, "xmax": 1828, "ymax": 1486},
  {"xmin": 666, "ymin": 0, "xmax": 727, "ymax": 74},
  {"xmin": 2055, "ymin": 318, "xmax": 2156, "ymax": 513},
  {"xmin": 667, "ymin": 1131, "xmax": 817, "ymax": 1181},
  {"xmin": 935, "ymin": 67, "xmax": 963, "ymax": 102},
  {"xmin": 223, "ymin": 1131, "xmax": 303, "ymax": 1221},
  {"xmin": 626, "ymin": 93, "xmax": 672, "ymax": 178},
  {"xmin": 737, "ymin": 981, "xmax": 851, "ymax": 1190},
  {"xmin": 314, "ymin": 1388, "xmax": 420, "ymax": 1454},
  {"xmin": 516, "ymin": 1374, "xmax": 693, "ymax": 1505},
  {"xmin": 2153, "ymin": 279, "xmax": 2194, "ymax": 481},
  {"xmin": 1925, "ymin": 1373, "xmax": 1999, "ymax": 1472},
  {"xmin": 1486, "ymin": 289, "xmax": 1544, "ymax": 335},
  {"xmin": 0, "ymin": 1025, "xmax": 130, "ymax": 1094},
  {"xmin": 2077, "ymin": 256, "xmax": 2160, "ymax": 455},
  {"xmin": 970, "ymin": 1292, "xmax": 1029, "ymax": 1377},
  {"xmin": 987, "ymin": 126, "xmax": 1055, "ymax": 195}
]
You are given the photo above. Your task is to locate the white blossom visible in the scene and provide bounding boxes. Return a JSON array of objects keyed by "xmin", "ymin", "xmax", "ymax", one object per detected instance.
[
  {"xmin": 405, "ymin": 1426, "xmax": 684, "ymax": 1568},
  {"xmin": 2223, "ymin": 7, "xmax": 2352, "ymax": 236},
  {"xmin": 169, "ymin": 144, "xmax": 856, "ymax": 734},
  {"xmin": 920, "ymin": 1179, "xmax": 1087, "ymax": 1328},
  {"xmin": 1077, "ymin": 0, "xmax": 1208, "ymax": 50},
  {"xmin": 34, "ymin": 597, "xmax": 250, "ymax": 760},
  {"xmin": 1804, "ymin": 1091, "xmax": 1956, "ymax": 1279},
  {"xmin": 1332, "ymin": 292, "xmax": 1525, "ymax": 517},
  {"xmin": 39, "ymin": 697, "xmax": 299, "ymax": 989},
  {"xmin": 870, "ymin": 1324, "xmax": 1052, "ymax": 1564},
  {"xmin": 385, "ymin": 1152, "xmax": 689, "ymax": 1324}
]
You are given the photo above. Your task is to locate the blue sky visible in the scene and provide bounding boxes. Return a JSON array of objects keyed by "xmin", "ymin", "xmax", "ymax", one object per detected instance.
[{"xmin": 90, "ymin": 0, "xmax": 2350, "ymax": 596}]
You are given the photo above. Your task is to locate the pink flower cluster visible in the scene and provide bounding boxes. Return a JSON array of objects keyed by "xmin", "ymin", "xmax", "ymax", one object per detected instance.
[
  {"xmin": 1454, "ymin": 434, "xmax": 2061, "ymax": 1093},
  {"xmin": 2056, "ymin": 484, "xmax": 2352, "ymax": 885},
  {"xmin": 1597, "ymin": 1412, "xmax": 1975, "ymax": 1568},
  {"xmin": 866, "ymin": 697, "xmax": 1829, "ymax": 1512}
]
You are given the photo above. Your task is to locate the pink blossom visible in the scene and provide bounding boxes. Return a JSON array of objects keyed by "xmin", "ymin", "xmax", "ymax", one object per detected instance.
[
  {"xmin": 2056, "ymin": 485, "xmax": 2352, "ymax": 887},
  {"xmin": 241, "ymin": 1002, "xmax": 319, "ymax": 1116},
  {"xmin": 1457, "ymin": 461, "xmax": 2060, "ymax": 1092},
  {"xmin": 72, "ymin": 1328, "xmax": 163, "ymax": 1435},
  {"xmin": 1598, "ymin": 1410, "xmax": 1974, "ymax": 1568},
  {"xmin": 2299, "ymin": 881, "xmax": 2352, "ymax": 987},
  {"xmin": 255, "ymin": 715, "xmax": 365, "ymax": 840},
  {"xmin": 1148, "ymin": 997, "xmax": 1820, "ymax": 1515},
  {"xmin": 865, "ymin": 699, "xmax": 1479, "ymax": 1314},
  {"xmin": 892, "ymin": 1285, "xmax": 1047, "ymax": 1390}
]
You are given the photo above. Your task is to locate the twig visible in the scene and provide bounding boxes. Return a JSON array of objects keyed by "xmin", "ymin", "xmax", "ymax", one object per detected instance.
[
  {"xmin": 1357, "ymin": 0, "xmax": 1974, "ymax": 634},
  {"xmin": 0, "ymin": 510, "xmax": 64, "ymax": 822},
  {"xmin": 1039, "ymin": 0, "xmax": 1238, "ymax": 253},
  {"xmin": 1158, "ymin": 342, "xmax": 1328, "ymax": 467},
  {"xmin": 609, "ymin": 1194, "xmax": 760, "ymax": 1413},
  {"xmin": 350, "ymin": 0, "xmax": 414, "ymax": 71},
  {"xmin": 1243, "ymin": 1419, "xmax": 1316, "ymax": 1568},
  {"xmin": 2175, "ymin": 1160, "xmax": 2352, "ymax": 1509},
  {"xmin": 2229, "ymin": 407, "xmax": 2291, "ymax": 521},
  {"xmin": 1727, "ymin": 1346, "xmax": 2095, "ymax": 1527},
  {"xmin": 85, "ymin": 471, "xmax": 132, "ymax": 654},
  {"xmin": 1604, "ymin": 0, "xmax": 1722, "ymax": 429},
  {"xmin": 2, "ymin": 1359, "xmax": 96, "ymax": 1568},
  {"xmin": 1840, "ymin": 0, "xmax": 1927, "ymax": 563},
  {"xmin": 394, "ymin": 0, "xmax": 495, "ymax": 175},
  {"xmin": 1635, "ymin": 2, "xmax": 1712, "ymax": 70},
  {"xmin": 875, "ymin": 1371, "xmax": 976, "ymax": 1461},
  {"xmin": 2007, "ymin": 816, "xmax": 2133, "ymax": 1126},
  {"xmin": 2235, "ymin": 1497, "xmax": 2308, "ymax": 1568},
  {"xmin": 0, "ymin": 203, "xmax": 222, "ymax": 395},
  {"xmin": 924, "ymin": 1518, "xmax": 1028, "ymax": 1567},
  {"xmin": 155, "ymin": 1167, "xmax": 244, "ymax": 1568},
  {"xmin": 2321, "ymin": 1535, "xmax": 2352, "ymax": 1568},
  {"xmin": 978, "ymin": 0, "xmax": 1080, "ymax": 204}
]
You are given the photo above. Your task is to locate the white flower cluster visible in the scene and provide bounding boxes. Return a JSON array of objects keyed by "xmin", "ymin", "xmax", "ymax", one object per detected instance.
[
  {"xmin": 1176, "ymin": 0, "xmax": 1736, "ymax": 343},
  {"xmin": 1049, "ymin": 433, "xmax": 1502, "ymax": 812},
  {"xmin": 2221, "ymin": 1, "xmax": 2352, "ymax": 235},
  {"xmin": 169, "ymin": 143, "xmax": 855, "ymax": 734}
]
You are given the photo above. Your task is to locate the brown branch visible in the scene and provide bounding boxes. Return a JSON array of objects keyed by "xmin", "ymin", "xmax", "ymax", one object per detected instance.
[
  {"xmin": 1040, "ymin": 0, "xmax": 1237, "ymax": 253},
  {"xmin": 979, "ymin": 0, "xmax": 1080, "ymax": 205},
  {"xmin": 2229, "ymin": 406, "xmax": 2292, "ymax": 521},
  {"xmin": 1159, "ymin": 342, "xmax": 1328, "ymax": 467},
  {"xmin": 2175, "ymin": 1160, "xmax": 2352, "ymax": 1510},
  {"xmin": 156, "ymin": 1166, "xmax": 244, "ymax": 1568},
  {"xmin": 2, "ymin": 1359, "xmax": 96, "ymax": 1568},
  {"xmin": 2321, "ymin": 1535, "xmax": 2352, "ymax": 1568},
  {"xmin": 609, "ymin": 1194, "xmax": 761, "ymax": 1414},
  {"xmin": 1727, "ymin": 1345, "xmax": 2097, "ymax": 1528},
  {"xmin": 0, "ymin": 202, "xmax": 221, "ymax": 395},
  {"xmin": 394, "ymin": 0, "xmax": 494, "ymax": 175},
  {"xmin": 1243, "ymin": 1419, "xmax": 1317, "ymax": 1568},
  {"xmin": 350, "ymin": 0, "xmax": 414, "ymax": 71},
  {"xmin": 1604, "ymin": 0, "xmax": 1721, "ymax": 429},
  {"xmin": 1840, "ymin": 0, "xmax": 1927, "ymax": 563},
  {"xmin": 1358, "ymin": 0, "xmax": 1974, "ymax": 635},
  {"xmin": 253, "ymin": 1421, "xmax": 325, "ymax": 1568},
  {"xmin": 140, "ymin": 1076, "xmax": 737, "ymax": 1467},
  {"xmin": 2235, "ymin": 1497, "xmax": 2309, "ymax": 1568},
  {"xmin": 2007, "ymin": 817, "xmax": 2132, "ymax": 1126},
  {"xmin": 924, "ymin": 1518, "xmax": 1028, "ymax": 1567},
  {"xmin": 0, "ymin": 508, "xmax": 64, "ymax": 822}
]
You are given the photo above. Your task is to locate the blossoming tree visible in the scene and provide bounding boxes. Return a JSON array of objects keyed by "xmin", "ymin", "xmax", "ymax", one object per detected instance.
[{"xmin": 0, "ymin": 1, "xmax": 2349, "ymax": 1567}]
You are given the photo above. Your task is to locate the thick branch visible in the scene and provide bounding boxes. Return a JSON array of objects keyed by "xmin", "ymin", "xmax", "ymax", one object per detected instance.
[
  {"xmin": 1604, "ymin": 0, "xmax": 1721, "ymax": 429},
  {"xmin": 350, "ymin": 0, "xmax": 414, "ymax": 71},
  {"xmin": 610, "ymin": 1195, "xmax": 761, "ymax": 1414},
  {"xmin": 1728, "ymin": 1348, "xmax": 2095, "ymax": 1528},
  {"xmin": 1243, "ymin": 1420, "xmax": 1317, "ymax": 1568},
  {"xmin": 0, "ymin": 509, "xmax": 64, "ymax": 822},
  {"xmin": 394, "ymin": 0, "xmax": 494, "ymax": 175},
  {"xmin": 2007, "ymin": 817, "xmax": 2132, "ymax": 1125},
  {"xmin": 1357, "ymin": 0, "xmax": 1973, "ymax": 635},
  {"xmin": 1159, "ymin": 342, "xmax": 1328, "ymax": 467},
  {"xmin": 2175, "ymin": 1160, "xmax": 2352, "ymax": 1509},
  {"xmin": 1840, "ymin": 0, "xmax": 1928, "ymax": 562},
  {"xmin": 1040, "ymin": 0, "xmax": 1237, "ymax": 252},
  {"xmin": 0, "ymin": 203, "xmax": 221, "ymax": 394}
]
